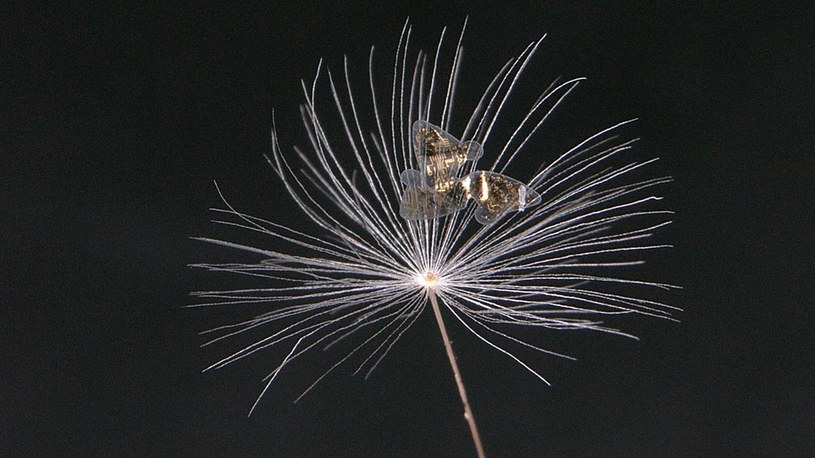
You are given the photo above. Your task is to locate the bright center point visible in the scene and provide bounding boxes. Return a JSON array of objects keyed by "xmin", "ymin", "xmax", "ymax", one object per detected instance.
[{"xmin": 418, "ymin": 271, "xmax": 440, "ymax": 288}]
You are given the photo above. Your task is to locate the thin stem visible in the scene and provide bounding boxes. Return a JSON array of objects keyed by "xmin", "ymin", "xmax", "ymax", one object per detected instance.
[{"xmin": 428, "ymin": 288, "xmax": 486, "ymax": 458}]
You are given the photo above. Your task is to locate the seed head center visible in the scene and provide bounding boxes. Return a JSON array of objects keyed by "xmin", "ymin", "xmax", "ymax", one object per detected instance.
[{"xmin": 417, "ymin": 271, "xmax": 441, "ymax": 289}]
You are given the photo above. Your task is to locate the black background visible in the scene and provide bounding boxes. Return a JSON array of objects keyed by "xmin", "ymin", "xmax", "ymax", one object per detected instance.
[{"xmin": 3, "ymin": 2, "xmax": 812, "ymax": 456}]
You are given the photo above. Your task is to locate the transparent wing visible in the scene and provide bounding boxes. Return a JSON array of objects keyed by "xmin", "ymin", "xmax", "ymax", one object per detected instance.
[{"xmin": 400, "ymin": 169, "xmax": 426, "ymax": 187}]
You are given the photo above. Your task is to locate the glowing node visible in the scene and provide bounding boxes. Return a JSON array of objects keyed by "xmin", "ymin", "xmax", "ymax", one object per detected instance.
[{"xmin": 417, "ymin": 271, "xmax": 441, "ymax": 289}]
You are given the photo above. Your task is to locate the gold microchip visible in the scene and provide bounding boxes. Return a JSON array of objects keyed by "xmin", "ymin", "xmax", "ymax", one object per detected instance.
[
  {"xmin": 462, "ymin": 171, "xmax": 542, "ymax": 225},
  {"xmin": 411, "ymin": 120, "xmax": 482, "ymax": 192}
]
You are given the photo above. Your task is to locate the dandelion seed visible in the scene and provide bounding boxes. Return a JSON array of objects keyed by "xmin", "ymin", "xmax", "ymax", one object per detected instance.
[{"xmin": 192, "ymin": 18, "xmax": 677, "ymax": 456}]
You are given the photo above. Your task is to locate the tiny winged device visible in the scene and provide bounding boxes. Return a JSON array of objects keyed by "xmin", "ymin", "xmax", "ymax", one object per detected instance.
[{"xmin": 399, "ymin": 121, "xmax": 541, "ymax": 224}]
